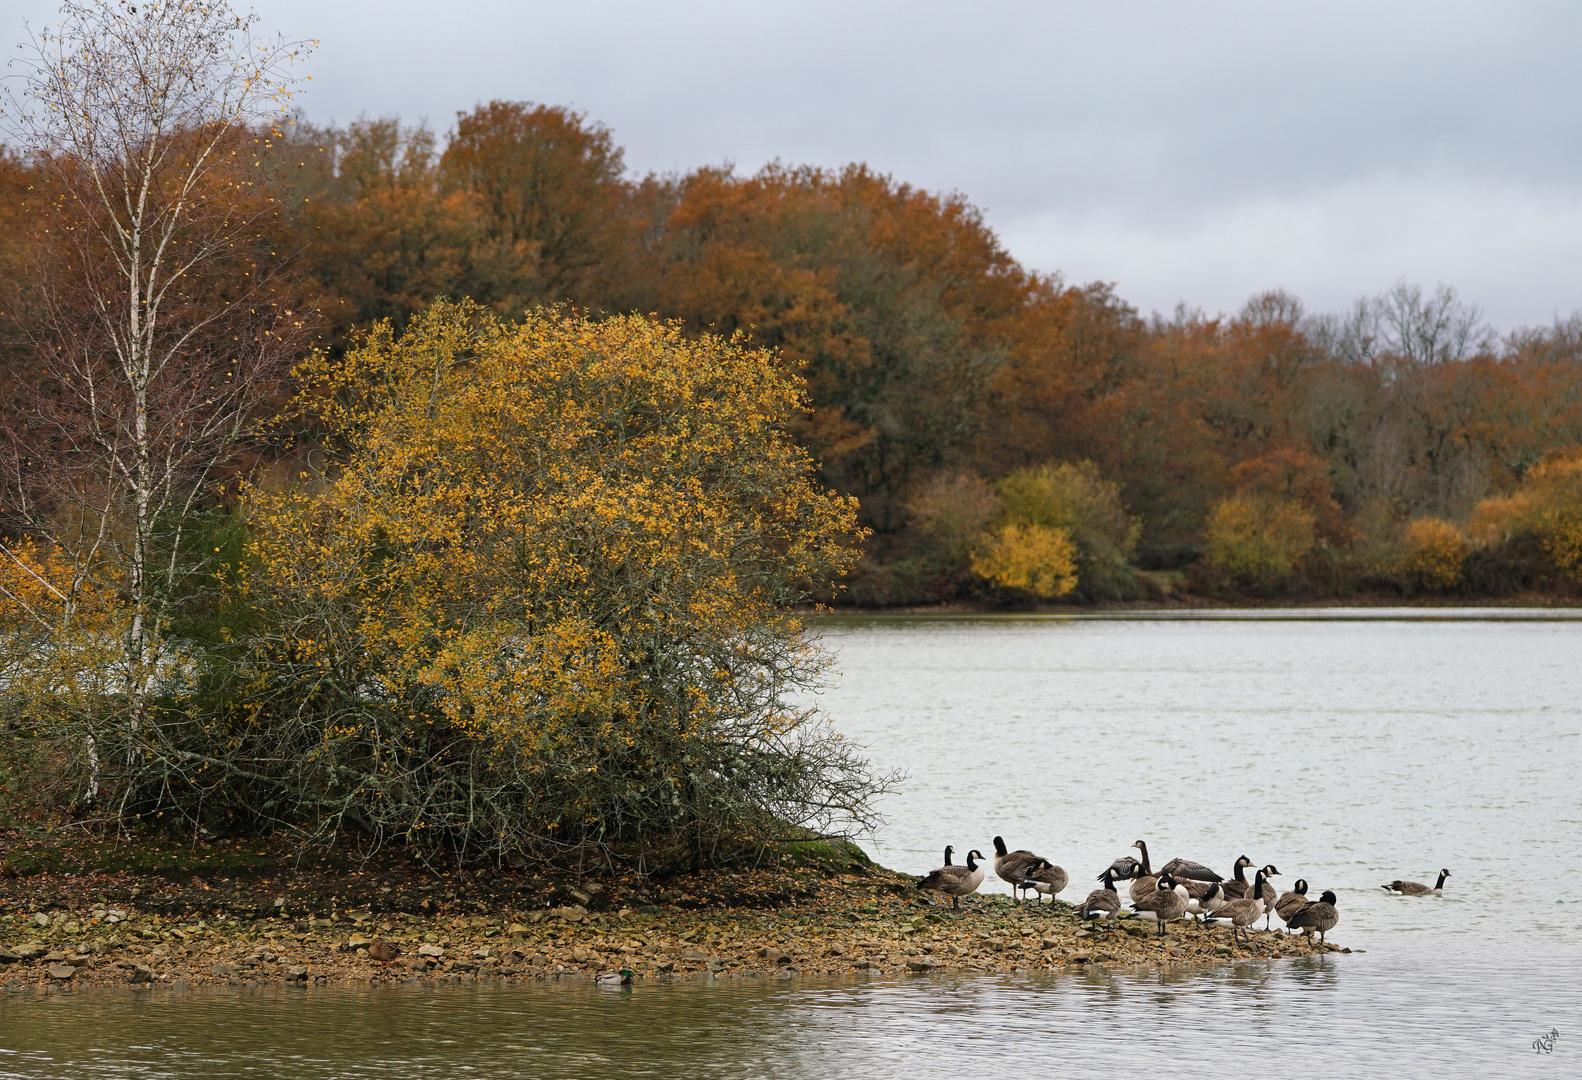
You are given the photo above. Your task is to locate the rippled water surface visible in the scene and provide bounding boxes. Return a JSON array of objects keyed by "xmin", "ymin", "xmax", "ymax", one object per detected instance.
[{"xmin": 3, "ymin": 611, "xmax": 1578, "ymax": 1077}]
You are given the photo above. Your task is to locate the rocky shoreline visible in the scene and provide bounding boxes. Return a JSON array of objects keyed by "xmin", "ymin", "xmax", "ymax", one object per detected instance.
[{"xmin": 1, "ymin": 878, "xmax": 1346, "ymax": 994}]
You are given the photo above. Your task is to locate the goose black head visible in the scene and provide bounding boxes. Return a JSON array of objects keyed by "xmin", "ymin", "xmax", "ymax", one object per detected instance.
[
  {"xmin": 1293, "ymin": 878, "xmax": 1308, "ymax": 893},
  {"xmin": 1319, "ymin": 890, "xmax": 1337, "ymax": 905},
  {"xmin": 1262, "ymin": 864, "xmax": 1280, "ymax": 877},
  {"xmin": 1440, "ymin": 869, "xmax": 1452, "ymax": 877},
  {"xmin": 1235, "ymin": 855, "xmax": 1253, "ymax": 868},
  {"xmin": 992, "ymin": 836, "xmax": 1008, "ymax": 856},
  {"xmin": 1156, "ymin": 873, "xmax": 1176, "ymax": 889}
]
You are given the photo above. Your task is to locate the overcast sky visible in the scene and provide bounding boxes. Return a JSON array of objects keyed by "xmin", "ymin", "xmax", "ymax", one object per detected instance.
[{"xmin": 13, "ymin": 1, "xmax": 1582, "ymax": 329}]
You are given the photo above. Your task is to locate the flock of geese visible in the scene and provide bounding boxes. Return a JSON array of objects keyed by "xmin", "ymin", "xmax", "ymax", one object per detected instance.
[{"xmin": 918, "ymin": 837, "xmax": 1453, "ymax": 944}]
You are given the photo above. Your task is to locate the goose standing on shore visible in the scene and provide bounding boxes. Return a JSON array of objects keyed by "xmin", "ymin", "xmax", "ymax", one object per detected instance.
[
  {"xmin": 919, "ymin": 849, "xmax": 985, "ymax": 910},
  {"xmin": 1219, "ymin": 856, "xmax": 1257, "ymax": 899},
  {"xmin": 1382, "ymin": 869, "xmax": 1450, "ymax": 896},
  {"xmin": 1185, "ymin": 882, "xmax": 1227, "ymax": 922},
  {"xmin": 1131, "ymin": 873, "xmax": 1189, "ymax": 936},
  {"xmin": 1104, "ymin": 855, "xmax": 1141, "ymax": 883},
  {"xmin": 1021, "ymin": 858, "xmax": 1069, "ymax": 904},
  {"xmin": 1161, "ymin": 853, "xmax": 1223, "ymax": 884},
  {"xmin": 991, "ymin": 836, "xmax": 1044, "ymax": 901},
  {"xmin": 1125, "ymin": 842, "xmax": 1160, "ymax": 904},
  {"xmin": 1080, "ymin": 868, "xmax": 1122, "ymax": 924},
  {"xmin": 1257, "ymin": 865, "xmax": 1281, "ymax": 928},
  {"xmin": 1274, "ymin": 879, "xmax": 1309, "ymax": 933},
  {"xmin": 1205, "ymin": 870, "xmax": 1267, "ymax": 943},
  {"xmin": 1286, "ymin": 890, "xmax": 1340, "ymax": 943}
]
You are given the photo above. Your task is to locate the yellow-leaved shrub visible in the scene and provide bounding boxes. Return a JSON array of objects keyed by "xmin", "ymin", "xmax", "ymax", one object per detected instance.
[
  {"xmin": 1203, "ymin": 495, "xmax": 1316, "ymax": 588},
  {"xmin": 969, "ymin": 522, "xmax": 1078, "ymax": 598},
  {"xmin": 1468, "ymin": 449, "xmax": 1582, "ymax": 587},
  {"xmin": 227, "ymin": 301, "xmax": 886, "ymax": 862},
  {"xmin": 1396, "ymin": 517, "xmax": 1468, "ymax": 592}
]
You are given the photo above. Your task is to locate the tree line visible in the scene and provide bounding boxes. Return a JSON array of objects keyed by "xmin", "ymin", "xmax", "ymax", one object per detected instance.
[
  {"xmin": 48, "ymin": 103, "xmax": 1582, "ymax": 605},
  {"xmin": 7, "ymin": 100, "xmax": 1581, "ymax": 605}
]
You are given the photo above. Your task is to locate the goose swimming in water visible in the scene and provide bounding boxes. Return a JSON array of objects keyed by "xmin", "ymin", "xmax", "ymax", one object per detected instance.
[{"xmin": 1382, "ymin": 869, "xmax": 1450, "ymax": 896}]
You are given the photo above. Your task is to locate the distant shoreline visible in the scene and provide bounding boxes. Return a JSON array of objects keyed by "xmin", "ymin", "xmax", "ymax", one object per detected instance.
[{"xmin": 810, "ymin": 594, "xmax": 1582, "ymax": 617}]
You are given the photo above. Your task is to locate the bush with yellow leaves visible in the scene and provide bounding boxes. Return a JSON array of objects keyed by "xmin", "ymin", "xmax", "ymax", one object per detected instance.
[
  {"xmin": 969, "ymin": 522, "xmax": 1078, "ymax": 599},
  {"xmin": 1203, "ymin": 495, "xmax": 1316, "ymax": 589},
  {"xmin": 193, "ymin": 302, "xmax": 889, "ymax": 865},
  {"xmin": 1468, "ymin": 449, "xmax": 1582, "ymax": 589},
  {"xmin": 1395, "ymin": 517, "xmax": 1468, "ymax": 592}
]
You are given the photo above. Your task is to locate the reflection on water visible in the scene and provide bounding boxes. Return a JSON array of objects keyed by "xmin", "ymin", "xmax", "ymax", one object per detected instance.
[{"xmin": 1, "ymin": 951, "xmax": 1577, "ymax": 1078}]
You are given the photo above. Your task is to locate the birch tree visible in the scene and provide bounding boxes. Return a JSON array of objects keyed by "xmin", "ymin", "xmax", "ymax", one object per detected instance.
[{"xmin": 0, "ymin": 2, "xmax": 312, "ymax": 807}]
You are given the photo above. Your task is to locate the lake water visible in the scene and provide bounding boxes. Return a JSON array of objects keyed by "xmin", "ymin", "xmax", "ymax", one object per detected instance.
[{"xmin": 2, "ymin": 610, "xmax": 1578, "ymax": 1076}]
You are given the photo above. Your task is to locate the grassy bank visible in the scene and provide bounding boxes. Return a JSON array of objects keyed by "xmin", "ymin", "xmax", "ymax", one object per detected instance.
[{"xmin": 0, "ymin": 829, "xmax": 1341, "ymax": 992}]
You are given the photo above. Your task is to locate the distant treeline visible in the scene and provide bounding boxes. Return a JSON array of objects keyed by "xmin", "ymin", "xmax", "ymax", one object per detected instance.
[{"xmin": 5, "ymin": 102, "xmax": 1580, "ymax": 604}]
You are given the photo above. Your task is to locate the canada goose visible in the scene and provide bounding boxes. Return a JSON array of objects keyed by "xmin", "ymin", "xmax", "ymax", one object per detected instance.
[
  {"xmin": 596, "ymin": 968, "xmax": 634, "ymax": 986},
  {"xmin": 366, "ymin": 940, "xmax": 400, "ymax": 964},
  {"xmin": 1286, "ymin": 890, "xmax": 1339, "ymax": 943},
  {"xmin": 1021, "ymin": 858, "xmax": 1069, "ymax": 904},
  {"xmin": 1103, "ymin": 855, "xmax": 1141, "ymax": 881},
  {"xmin": 1274, "ymin": 879, "xmax": 1309, "ymax": 933},
  {"xmin": 1257, "ymin": 865, "xmax": 1281, "ymax": 928},
  {"xmin": 1219, "ymin": 856, "xmax": 1258, "ymax": 899},
  {"xmin": 1160, "ymin": 855, "xmax": 1223, "ymax": 883},
  {"xmin": 1205, "ymin": 871, "xmax": 1268, "ymax": 943},
  {"xmin": 1130, "ymin": 873, "xmax": 1188, "ymax": 936},
  {"xmin": 992, "ymin": 836, "xmax": 1044, "ymax": 900},
  {"xmin": 1080, "ymin": 868, "xmax": 1122, "ymax": 923},
  {"xmin": 1127, "ymin": 842, "xmax": 1159, "ymax": 904},
  {"xmin": 919, "ymin": 849, "xmax": 985, "ymax": 910},
  {"xmin": 1382, "ymin": 869, "xmax": 1450, "ymax": 896},
  {"xmin": 1185, "ymin": 882, "xmax": 1226, "ymax": 922}
]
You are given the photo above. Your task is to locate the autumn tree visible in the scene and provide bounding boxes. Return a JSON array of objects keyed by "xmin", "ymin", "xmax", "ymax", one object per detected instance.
[
  {"xmin": 994, "ymin": 460, "xmax": 1140, "ymax": 601},
  {"xmin": 441, "ymin": 101, "xmax": 631, "ymax": 309},
  {"xmin": 0, "ymin": 1, "xmax": 312, "ymax": 804},
  {"xmin": 206, "ymin": 302, "xmax": 885, "ymax": 865},
  {"xmin": 626, "ymin": 163, "xmax": 1033, "ymax": 537},
  {"xmin": 271, "ymin": 117, "xmax": 534, "ymax": 341}
]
